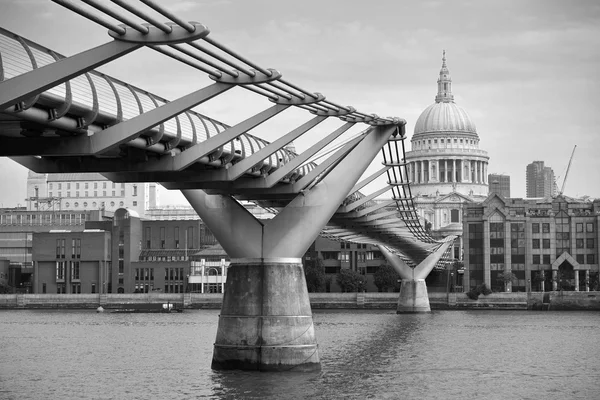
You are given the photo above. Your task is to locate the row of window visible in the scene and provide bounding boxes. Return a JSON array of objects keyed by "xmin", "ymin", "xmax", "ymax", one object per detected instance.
[
  {"xmin": 532, "ymin": 222, "xmax": 595, "ymax": 233},
  {"xmin": 139, "ymin": 256, "xmax": 189, "ymax": 262},
  {"xmin": 132, "ymin": 268, "xmax": 188, "ymax": 282},
  {"xmin": 532, "ymin": 238, "xmax": 595, "ymax": 249},
  {"xmin": 0, "ymin": 213, "xmax": 87, "ymax": 226},
  {"xmin": 413, "ymin": 137, "xmax": 478, "ymax": 150},
  {"xmin": 49, "ymin": 182, "xmax": 131, "ymax": 191},
  {"xmin": 321, "ymin": 251, "xmax": 383, "ymax": 261},
  {"xmin": 49, "ymin": 191, "xmax": 126, "ymax": 199},
  {"xmin": 532, "ymin": 254, "xmax": 595, "ymax": 265},
  {"xmin": 340, "ymin": 242, "xmax": 368, "ymax": 249},
  {"xmin": 55, "ymin": 239, "xmax": 81, "ymax": 259},
  {"xmin": 56, "ymin": 261, "xmax": 80, "ymax": 281},
  {"xmin": 166, "ymin": 268, "xmax": 185, "ymax": 281}
]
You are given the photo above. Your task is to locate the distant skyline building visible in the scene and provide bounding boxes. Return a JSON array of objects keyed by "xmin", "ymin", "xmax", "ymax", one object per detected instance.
[
  {"xmin": 526, "ymin": 161, "xmax": 556, "ymax": 198},
  {"xmin": 488, "ymin": 174, "xmax": 511, "ymax": 198}
]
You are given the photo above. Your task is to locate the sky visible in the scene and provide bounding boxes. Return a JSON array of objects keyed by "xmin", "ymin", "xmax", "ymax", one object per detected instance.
[{"xmin": 0, "ymin": 0, "xmax": 599, "ymax": 207}]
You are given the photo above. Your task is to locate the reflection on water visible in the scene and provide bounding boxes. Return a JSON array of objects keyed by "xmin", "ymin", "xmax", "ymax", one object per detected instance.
[{"xmin": 1, "ymin": 309, "xmax": 599, "ymax": 399}]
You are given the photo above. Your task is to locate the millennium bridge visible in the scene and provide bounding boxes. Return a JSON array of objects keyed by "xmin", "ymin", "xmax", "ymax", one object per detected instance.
[{"xmin": 0, "ymin": 0, "xmax": 454, "ymax": 371}]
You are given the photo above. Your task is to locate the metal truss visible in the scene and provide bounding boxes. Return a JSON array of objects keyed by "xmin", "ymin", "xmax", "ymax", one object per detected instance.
[{"xmin": 0, "ymin": 0, "xmax": 447, "ymax": 266}]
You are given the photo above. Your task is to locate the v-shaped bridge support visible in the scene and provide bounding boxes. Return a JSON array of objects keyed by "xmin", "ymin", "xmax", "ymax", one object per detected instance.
[
  {"xmin": 182, "ymin": 124, "xmax": 398, "ymax": 371},
  {"xmin": 379, "ymin": 240, "xmax": 453, "ymax": 313}
]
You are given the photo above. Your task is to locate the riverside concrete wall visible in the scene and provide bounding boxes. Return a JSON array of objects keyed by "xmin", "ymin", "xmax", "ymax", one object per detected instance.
[{"xmin": 1, "ymin": 292, "xmax": 599, "ymax": 310}]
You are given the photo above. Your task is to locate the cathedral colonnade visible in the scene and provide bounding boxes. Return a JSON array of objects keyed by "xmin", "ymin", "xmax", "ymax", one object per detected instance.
[{"xmin": 408, "ymin": 159, "xmax": 488, "ymax": 184}]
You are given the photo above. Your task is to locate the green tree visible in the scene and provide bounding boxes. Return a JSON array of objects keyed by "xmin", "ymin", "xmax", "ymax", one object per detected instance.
[
  {"xmin": 373, "ymin": 264, "xmax": 400, "ymax": 292},
  {"xmin": 336, "ymin": 268, "xmax": 366, "ymax": 293},
  {"xmin": 304, "ymin": 259, "xmax": 326, "ymax": 292}
]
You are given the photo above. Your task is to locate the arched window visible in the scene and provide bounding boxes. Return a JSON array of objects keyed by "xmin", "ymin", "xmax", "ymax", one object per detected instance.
[{"xmin": 451, "ymin": 209, "xmax": 460, "ymax": 223}]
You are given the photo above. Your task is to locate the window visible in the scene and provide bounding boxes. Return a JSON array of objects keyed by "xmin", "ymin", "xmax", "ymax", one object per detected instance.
[
  {"xmin": 450, "ymin": 209, "xmax": 459, "ymax": 223},
  {"xmin": 56, "ymin": 261, "xmax": 66, "ymax": 280},
  {"xmin": 587, "ymin": 223, "xmax": 595, "ymax": 233},
  {"xmin": 542, "ymin": 223, "xmax": 550, "ymax": 233},
  {"xmin": 91, "ymin": 283, "xmax": 96, "ymax": 294},
  {"xmin": 133, "ymin": 201, "xmax": 137, "ymax": 206},
  {"xmin": 42, "ymin": 283, "xmax": 46, "ymax": 294},
  {"xmin": 576, "ymin": 223, "xmax": 583, "ymax": 233},
  {"xmin": 133, "ymin": 185, "xmax": 138, "ymax": 196},
  {"xmin": 586, "ymin": 238, "xmax": 595, "ymax": 249},
  {"xmin": 532, "ymin": 239, "xmax": 540, "ymax": 249},
  {"xmin": 94, "ymin": 182, "xmax": 98, "ymax": 189},
  {"xmin": 49, "ymin": 192, "xmax": 53, "ymax": 198},
  {"xmin": 187, "ymin": 226, "xmax": 194, "ymax": 248},
  {"xmin": 94, "ymin": 191, "xmax": 97, "ymax": 197},
  {"xmin": 576, "ymin": 239, "xmax": 584, "ymax": 249},
  {"xmin": 160, "ymin": 227, "xmax": 166, "ymax": 249},
  {"xmin": 58, "ymin": 183, "xmax": 62, "ymax": 190},
  {"xmin": 532, "ymin": 255, "xmax": 540, "ymax": 264},
  {"xmin": 587, "ymin": 254, "xmax": 595, "ymax": 264},
  {"xmin": 542, "ymin": 239, "xmax": 550, "ymax": 249},
  {"xmin": 103, "ymin": 191, "xmax": 106, "ymax": 197},
  {"xmin": 175, "ymin": 227, "xmax": 180, "ymax": 249},
  {"xmin": 67, "ymin": 183, "xmax": 71, "ymax": 190},
  {"xmin": 49, "ymin": 183, "xmax": 53, "ymax": 190},
  {"xmin": 145, "ymin": 227, "xmax": 151, "ymax": 248},
  {"xmin": 576, "ymin": 254, "xmax": 584, "ymax": 264},
  {"xmin": 85, "ymin": 183, "xmax": 89, "ymax": 189},
  {"xmin": 71, "ymin": 261, "xmax": 80, "ymax": 281},
  {"xmin": 543, "ymin": 255, "xmax": 550, "ymax": 264},
  {"xmin": 532, "ymin": 223, "xmax": 539, "ymax": 233}
]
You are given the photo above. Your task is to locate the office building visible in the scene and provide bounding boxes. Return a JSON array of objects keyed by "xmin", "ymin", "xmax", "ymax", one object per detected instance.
[
  {"xmin": 526, "ymin": 161, "xmax": 556, "ymax": 198},
  {"xmin": 488, "ymin": 174, "xmax": 511, "ymax": 198},
  {"xmin": 463, "ymin": 193, "xmax": 599, "ymax": 292}
]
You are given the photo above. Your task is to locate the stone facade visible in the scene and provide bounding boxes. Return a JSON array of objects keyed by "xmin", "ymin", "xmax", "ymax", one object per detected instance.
[
  {"xmin": 463, "ymin": 193, "xmax": 600, "ymax": 292},
  {"xmin": 404, "ymin": 52, "xmax": 489, "ymax": 258}
]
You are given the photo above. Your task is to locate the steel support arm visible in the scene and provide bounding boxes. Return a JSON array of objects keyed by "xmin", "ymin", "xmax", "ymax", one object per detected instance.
[
  {"xmin": 225, "ymin": 116, "xmax": 327, "ymax": 181},
  {"xmin": 262, "ymin": 122, "xmax": 356, "ymax": 188},
  {"xmin": 338, "ymin": 186, "xmax": 392, "ymax": 213},
  {"xmin": 167, "ymin": 104, "xmax": 290, "ymax": 171},
  {"xmin": 260, "ymin": 125, "xmax": 396, "ymax": 258},
  {"xmin": 292, "ymin": 135, "xmax": 364, "ymax": 191},
  {"xmin": 0, "ymin": 40, "xmax": 142, "ymax": 110},
  {"xmin": 349, "ymin": 166, "xmax": 391, "ymax": 195}
]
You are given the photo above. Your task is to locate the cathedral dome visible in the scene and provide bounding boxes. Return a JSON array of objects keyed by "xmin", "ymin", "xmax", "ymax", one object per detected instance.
[
  {"xmin": 414, "ymin": 102, "xmax": 477, "ymax": 135},
  {"xmin": 413, "ymin": 51, "xmax": 477, "ymax": 137}
]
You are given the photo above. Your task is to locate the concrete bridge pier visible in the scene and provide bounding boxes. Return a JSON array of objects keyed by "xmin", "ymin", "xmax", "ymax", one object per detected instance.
[
  {"xmin": 182, "ymin": 124, "xmax": 399, "ymax": 371},
  {"xmin": 212, "ymin": 257, "xmax": 318, "ymax": 371},
  {"xmin": 379, "ymin": 241, "xmax": 452, "ymax": 313}
]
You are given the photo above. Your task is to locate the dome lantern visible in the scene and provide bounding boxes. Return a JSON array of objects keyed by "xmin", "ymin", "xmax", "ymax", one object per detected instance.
[{"xmin": 435, "ymin": 50, "xmax": 454, "ymax": 103}]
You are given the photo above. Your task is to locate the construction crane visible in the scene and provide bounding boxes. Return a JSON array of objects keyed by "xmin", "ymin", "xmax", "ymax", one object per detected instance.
[{"xmin": 559, "ymin": 145, "xmax": 577, "ymax": 195}]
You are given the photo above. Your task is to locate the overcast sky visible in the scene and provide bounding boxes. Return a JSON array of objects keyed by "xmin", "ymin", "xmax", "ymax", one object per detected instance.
[{"xmin": 0, "ymin": 0, "xmax": 599, "ymax": 207}]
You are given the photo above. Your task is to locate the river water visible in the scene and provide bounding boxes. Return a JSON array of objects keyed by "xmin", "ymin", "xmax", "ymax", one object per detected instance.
[{"xmin": 0, "ymin": 309, "xmax": 599, "ymax": 399}]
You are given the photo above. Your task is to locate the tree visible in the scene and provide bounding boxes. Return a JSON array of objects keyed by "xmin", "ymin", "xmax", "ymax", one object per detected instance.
[
  {"xmin": 336, "ymin": 269, "xmax": 366, "ymax": 293},
  {"xmin": 304, "ymin": 259, "xmax": 326, "ymax": 292},
  {"xmin": 498, "ymin": 270, "xmax": 517, "ymax": 292},
  {"xmin": 373, "ymin": 264, "xmax": 400, "ymax": 292}
]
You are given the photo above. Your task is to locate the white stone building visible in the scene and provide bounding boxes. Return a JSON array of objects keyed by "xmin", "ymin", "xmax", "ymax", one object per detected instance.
[
  {"xmin": 26, "ymin": 171, "xmax": 159, "ymax": 218},
  {"xmin": 405, "ymin": 52, "xmax": 490, "ymax": 259}
]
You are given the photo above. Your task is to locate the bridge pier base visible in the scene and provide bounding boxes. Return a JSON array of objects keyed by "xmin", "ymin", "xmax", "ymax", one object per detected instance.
[
  {"xmin": 379, "ymin": 240, "xmax": 453, "ymax": 314},
  {"xmin": 396, "ymin": 279, "xmax": 431, "ymax": 313},
  {"xmin": 211, "ymin": 258, "xmax": 319, "ymax": 371}
]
